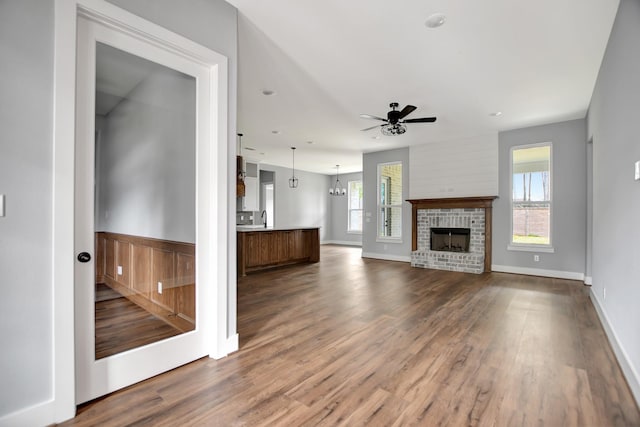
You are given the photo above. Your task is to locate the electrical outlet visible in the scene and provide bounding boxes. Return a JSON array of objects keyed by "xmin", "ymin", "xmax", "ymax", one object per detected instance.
[
  {"xmin": 117, "ymin": 265, "xmax": 123, "ymax": 276},
  {"xmin": 534, "ymin": 255, "xmax": 540, "ymax": 262},
  {"xmin": 383, "ymin": 244, "xmax": 388, "ymax": 250},
  {"xmin": 158, "ymin": 281, "xmax": 163, "ymax": 294}
]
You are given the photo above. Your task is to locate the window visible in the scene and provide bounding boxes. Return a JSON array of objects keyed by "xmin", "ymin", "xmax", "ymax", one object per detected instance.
[
  {"xmin": 510, "ymin": 143, "xmax": 552, "ymax": 250},
  {"xmin": 377, "ymin": 162, "xmax": 402, "ymax": 240},
  {"xmin": 348, "ymin": 180, "xmax": 363, "ymax": 233}
]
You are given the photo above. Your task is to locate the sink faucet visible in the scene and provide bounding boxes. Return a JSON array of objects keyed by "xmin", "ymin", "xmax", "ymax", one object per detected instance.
[{"xmin": 261, "ymin": 210, "xmax": 267, "ymax": 228}]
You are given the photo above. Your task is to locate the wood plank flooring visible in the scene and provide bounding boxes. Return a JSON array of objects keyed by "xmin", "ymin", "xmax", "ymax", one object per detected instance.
[
  {"xmin": 63, "ymin": 246, "xmax": 640, "ymax": 426},
  {"xmin": 95, "ymin": 283, "xmax": 182, "ymax": 359}
]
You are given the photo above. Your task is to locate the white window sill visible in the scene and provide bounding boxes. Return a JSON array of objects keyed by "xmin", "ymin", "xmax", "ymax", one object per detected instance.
[
  {"xmin": 376, "ymin": 238, "xmax": 403, "ymax": 244},
  {"xmin": 347, "ymin": 230, "xmax": 363, "ymax": 235},
  {"xmin": 507, "ymin": 244, "xmax": 555, "ymax": 253}
]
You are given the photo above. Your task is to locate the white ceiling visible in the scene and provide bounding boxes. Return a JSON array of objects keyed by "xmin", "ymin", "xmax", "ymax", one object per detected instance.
[{"xmin": 227, "ymin": 0, "xmax": 619, "ymax": 175}]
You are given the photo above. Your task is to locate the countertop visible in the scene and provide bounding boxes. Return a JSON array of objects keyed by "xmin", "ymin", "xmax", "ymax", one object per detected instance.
[{"xmin": 236, "ymin": 225, "xmax": 320, "ymax": 232}]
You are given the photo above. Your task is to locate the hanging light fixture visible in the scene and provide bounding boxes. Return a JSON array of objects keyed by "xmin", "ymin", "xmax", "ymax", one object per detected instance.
[
  {"xmin": 237, "ymin": 133, "xmax": 246, "ymax": 181},
  {"xmin": 329, "ymin": 165, "xmax": 347, "ymax": 196},
  {"xmin": 288, "ymin": 147, "xmax": 299, "ymax": 188}
]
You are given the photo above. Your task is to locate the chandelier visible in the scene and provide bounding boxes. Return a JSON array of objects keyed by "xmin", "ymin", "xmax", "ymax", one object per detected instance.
[
  {"xmin": 288, "ymin": 147, "xmax": 299, "ymax": 188},
  {"xmin": 329, "ymin": 165, "xmax": 346, "ymax": 196},
  {"xmin": 381, "ymin": 124, "xmax": 407, "ymax": 136}
]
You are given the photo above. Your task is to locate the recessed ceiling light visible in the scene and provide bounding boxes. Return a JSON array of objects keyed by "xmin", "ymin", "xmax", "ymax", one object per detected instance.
[
  {"xmin": 306, "ymin": 140, "xmax": 314, "ymax": 144},
  {"xmin": 271, "ymin": 130, "xmax": 281, "ymax": 134},
  {"xmin": 489, "ymin": 111, "xmax": 503, "ymax": 117},
  {"xmin": 425, "ymin": 13, "xmax": 446, "ymax": 29},
  {"xmin": 262, "ymin": 89, "xmax": 276, "ymax": 96}
]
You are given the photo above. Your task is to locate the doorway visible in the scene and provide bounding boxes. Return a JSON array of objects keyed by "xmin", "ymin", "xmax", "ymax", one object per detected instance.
[{"xmin": 73, "ymin": 6, "xmax": 228, "ymax": 404}]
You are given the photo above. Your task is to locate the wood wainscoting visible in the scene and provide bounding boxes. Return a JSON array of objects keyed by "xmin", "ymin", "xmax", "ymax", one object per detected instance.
[{"xmin": 95, "ymin": 232, "xmax": 195, "ymax": 332}]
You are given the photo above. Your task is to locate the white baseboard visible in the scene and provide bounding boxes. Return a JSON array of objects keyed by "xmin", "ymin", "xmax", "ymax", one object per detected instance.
[
  {"xmin": 0, "ymin": 399, "xmax": 55, "ymax": 427},
  {"xmin": 584, "ymin": 276, "xmax": 593, "ymax": 285},
  {"xmin": 491, "ymin": 264, "xmax": 584, "ymax": 281},
  {"xmin": 321, "ymin": 240, "xmax": 362, "ymax": 247},
  {"xmin": 589, "ymin": 288, "xmax": 640, "ymax": 407},
  {"xmin": 361, "ymin": 252, "xmax": 411, "ymax": 263},
  {"xmin": 226, "ymin": 333, "xmax": 239, "ymax": 354}
]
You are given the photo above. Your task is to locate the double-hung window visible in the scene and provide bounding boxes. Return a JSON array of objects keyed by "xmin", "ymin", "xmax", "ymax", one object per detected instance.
[
  {"xmin": 347, "ymin": 180, "xmax": 363, "ymax": 233},
  {"xmin": 510, "ymin": 143, "xmax": 553, "ymax": 251},
  {"xmin": 377, "ymin": 162, "xmax": 402, "ymax": 241}
]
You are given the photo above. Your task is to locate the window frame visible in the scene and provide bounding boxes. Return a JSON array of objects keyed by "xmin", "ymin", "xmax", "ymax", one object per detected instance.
[
  {"xmin": 508, "ymin": 142, "xmax": 555, "ymax": 253},
  {"xmin": 347, "ymin": 180, "xmax": 363, "ymax": 234},
  {"xmin": 376, "ymin": 161, "xmax": 403, "ymax": 243}
]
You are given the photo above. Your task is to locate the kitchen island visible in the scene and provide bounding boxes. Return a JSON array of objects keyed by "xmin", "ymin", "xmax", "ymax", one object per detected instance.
[{"xmin": 237, "ymin": 226, "xmax": 320, "ymax": 276}]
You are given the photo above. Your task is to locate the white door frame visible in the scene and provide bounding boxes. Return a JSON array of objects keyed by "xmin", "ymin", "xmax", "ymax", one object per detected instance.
[{"xmin": 53, "ymin": 0, "xmax": 229, "ymax": 421}]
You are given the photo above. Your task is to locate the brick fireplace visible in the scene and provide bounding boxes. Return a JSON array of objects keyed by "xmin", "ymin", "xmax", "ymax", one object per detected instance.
[{"xmin": 407, "ymin": 197, "xmax": 497, "ymax": 274}]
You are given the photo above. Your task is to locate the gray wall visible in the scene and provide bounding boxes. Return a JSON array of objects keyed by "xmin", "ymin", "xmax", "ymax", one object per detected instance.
[
  {"xmin": 96, "ymin": 70, "xmax": 196, "ymax": 243},
  {"xmin": 259, "ymin": 164, "xmax": 330, "ymax": 241},
  {"xmin": 493, "ymin": 119, "xmax": 587, "ymax": 274},
  {"xmin": 587, "ymin": 0, "xmax": 640, "ymax": 400},
  {"xmin": 0, "ymin": 0, "xmax": 54, "ymax": 415},
  {"xmin": 362, "ymin": 148, "xmax": 412, "ymax": 260},
  {"xmin": 0, "ymin": 0, "xmax": 237, "ymax": 421},
  {"xmin": 326, "ymin": 171, "xmax": 363, "ymax": 245}
]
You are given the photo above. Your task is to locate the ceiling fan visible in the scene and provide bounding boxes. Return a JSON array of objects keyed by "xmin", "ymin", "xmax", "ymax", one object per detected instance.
[{"xmin": 360, "ymin": 102, "xmax": 436, "ymax": 135}]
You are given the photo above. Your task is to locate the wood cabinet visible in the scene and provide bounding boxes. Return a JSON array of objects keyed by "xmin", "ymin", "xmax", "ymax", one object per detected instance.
[
  {"xmin": 237, "ymin": 228, "xmax": 320, "ymax": 276},
  {"xmin": 95, "ymin": 232, "xmax": 195, "ymax": 332}
]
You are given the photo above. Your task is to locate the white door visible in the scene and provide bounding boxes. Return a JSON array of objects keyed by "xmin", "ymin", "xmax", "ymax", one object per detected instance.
[{"xmin": 75, "ymin": 12, "xmax": 220, "ymax": 404}]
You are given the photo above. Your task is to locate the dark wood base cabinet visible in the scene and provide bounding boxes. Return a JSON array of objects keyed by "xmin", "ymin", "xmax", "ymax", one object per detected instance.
[{"xmin": 237, "ymin": 228, "xmax": 320, "ymax": 276}]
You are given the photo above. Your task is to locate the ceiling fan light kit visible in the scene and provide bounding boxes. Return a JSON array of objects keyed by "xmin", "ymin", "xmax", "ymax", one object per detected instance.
[{"xmin": 360, "ymin": 102, "xmax": 437, "ymax": 136}]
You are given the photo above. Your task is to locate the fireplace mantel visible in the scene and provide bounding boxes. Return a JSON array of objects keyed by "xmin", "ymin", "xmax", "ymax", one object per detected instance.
[{"xmin": 407, "ymin": 196, "xmax": 497, "ymax": 272}]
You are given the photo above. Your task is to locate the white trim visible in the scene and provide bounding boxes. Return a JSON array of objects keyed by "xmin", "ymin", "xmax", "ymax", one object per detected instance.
[
  {"xmin": 584, "ymin": 276, "xmax": 593, "ymax": 285},
  {"xmin": 362, "ymin": 252, "xmax": 411, "ymax": 262},
  {"xmin": 509, "ymin": 141, "xmax": 553, "ymax": 248},
  {"xmin": 322, "ymin": 240, "xmax": 363, "ymax": 247},
  {"xmin": 589, "ymin": 288, "xmax": 640, "ymax": 407},
  {"xmin": 377, "ymin": 161, "xmax": 403, "ymax": 241},
  {"xmin": 507, "ymin": 244, "xmax": 555, "ymax": 253},
  {"xmin": 53, "ymin": 0, "xmax": 79, "ymax": 422},
  {"xmin": 0, "ymin": 399, "xmax": 54, "ymax": 427},
  {"xmin": 491, "ymin": 264, "xmax": 584, "ymax": 281},
  {"xmin": 224, "ymin": 334, "xmax": 239, "ymax": 356},
  {"xmin": 376, "ymin": 237, "xmax": 403, "ymax": 244},
  {"xmin": 52, "ymin": 0, "xmax": 229, "ymax": 420}
]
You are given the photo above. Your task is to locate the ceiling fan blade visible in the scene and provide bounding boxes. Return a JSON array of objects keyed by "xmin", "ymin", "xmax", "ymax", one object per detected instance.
[
  {"xmin": 404, "ymin": 117, "xmax": 437, "ymax": 123},
  {"xmin": 398, "ymin": 105, "xmax": 417, "ymax": 119},
  {"xmin": 361, "ymin": 124, "xmax": 383, "ymax": 131},
  {"xmin": 359, "ymin": 114, "xmax": 387, "ymax": 121}
]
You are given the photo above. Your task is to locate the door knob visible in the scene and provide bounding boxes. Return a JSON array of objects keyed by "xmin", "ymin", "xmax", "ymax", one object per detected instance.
[{"xmin": 77, "ymin": 252, "xmax": 92, "ymax": 263}]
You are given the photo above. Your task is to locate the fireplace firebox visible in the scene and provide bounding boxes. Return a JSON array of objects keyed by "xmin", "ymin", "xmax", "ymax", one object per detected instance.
[{"xmin": 430, "ymin": 228, "xmax": 470, "ymax": 252}]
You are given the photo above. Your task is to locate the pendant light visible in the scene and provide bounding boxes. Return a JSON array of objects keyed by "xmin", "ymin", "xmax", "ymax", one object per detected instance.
[
  {"xmin": 288, "ymin": 147, "xmax": 299, "ymax": 188},
  {"xmin": 329, "ymin": 165, "xmax": 347, "ymax": 196},
  {"xmin": 237, "ymin": 133, "xmax": 246, "ymax": 181}
]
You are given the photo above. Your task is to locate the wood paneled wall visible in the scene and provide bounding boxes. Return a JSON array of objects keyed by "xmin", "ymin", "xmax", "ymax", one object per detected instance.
[{"xmin": 95, "ymin": 232, "xmax": 195, "ymax": 332}]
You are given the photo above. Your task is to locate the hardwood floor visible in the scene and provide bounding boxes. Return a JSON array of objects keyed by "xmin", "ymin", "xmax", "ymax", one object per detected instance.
[
  {"xmin": 95, "ymin": 283, "xmax": 182, "ymax": 359},
  {"xmin": 63, "ymin": 246, "xmax": 639, "ymax": 426}
]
